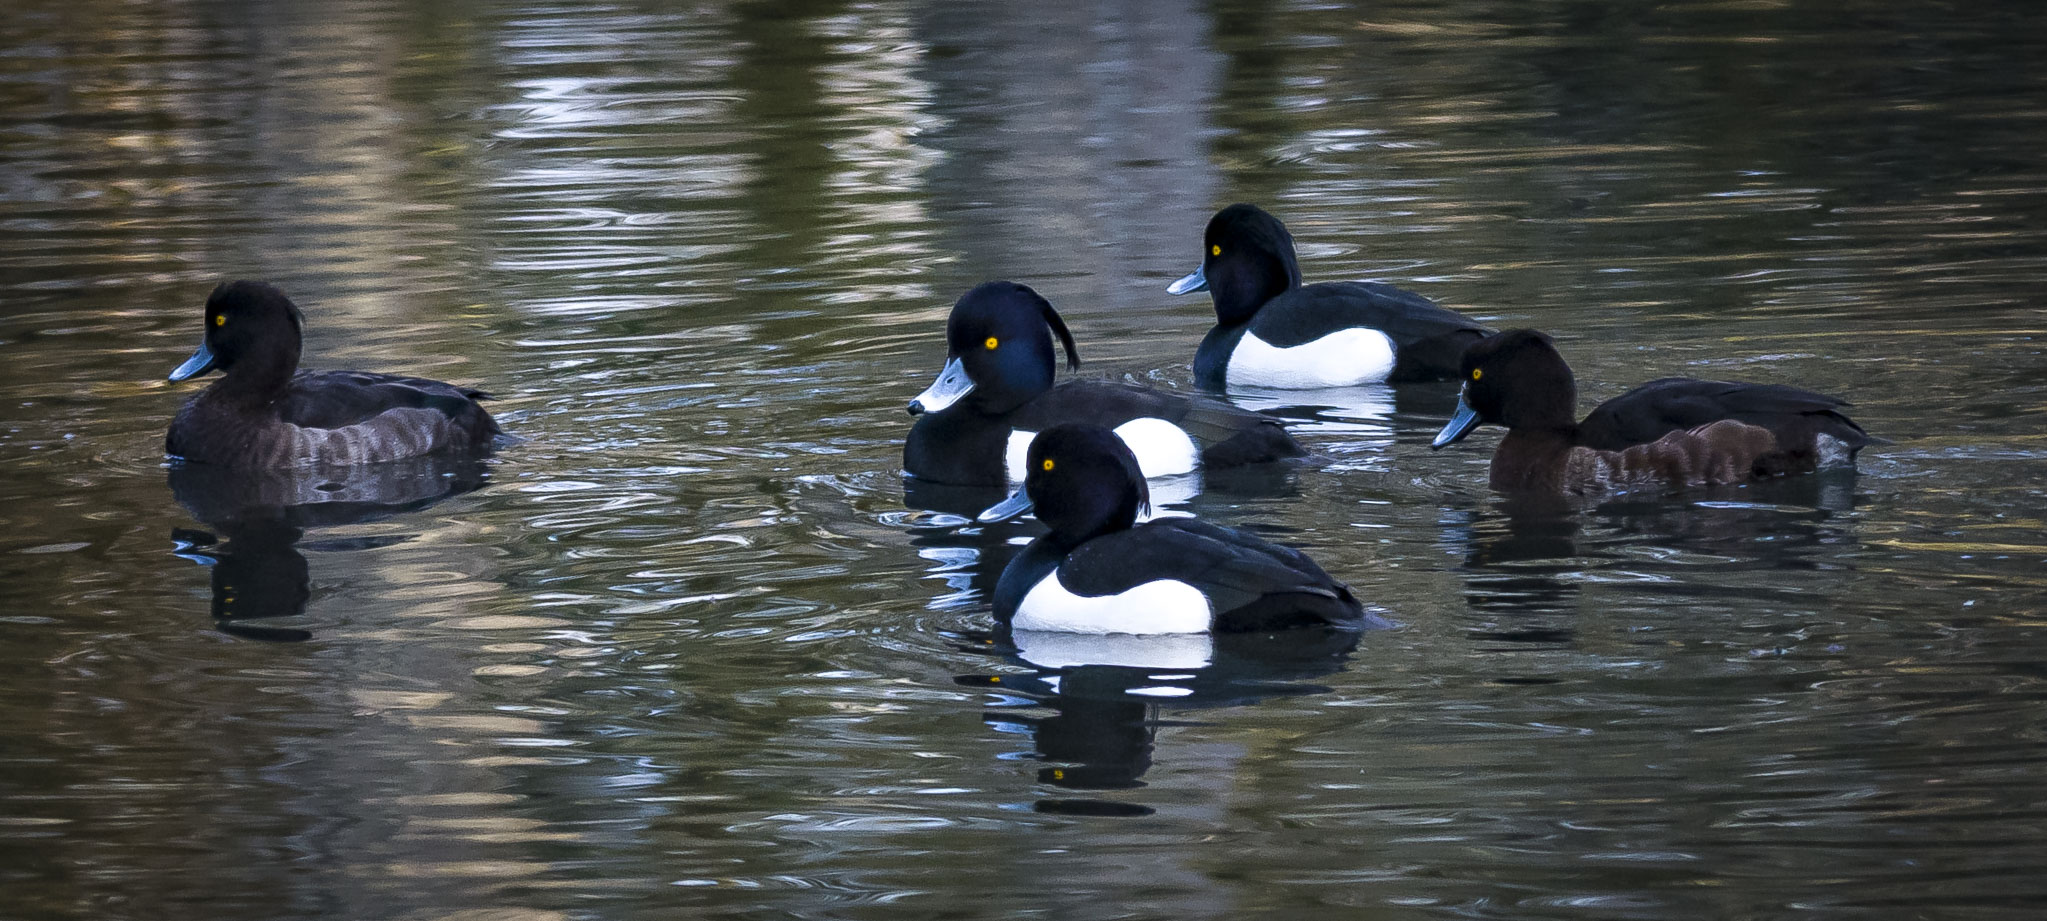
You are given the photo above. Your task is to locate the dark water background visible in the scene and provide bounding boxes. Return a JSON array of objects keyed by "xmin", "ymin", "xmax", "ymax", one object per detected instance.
[{"xmin": 3, "ymin": 1, "xmax": 2045, "ymax": 918}]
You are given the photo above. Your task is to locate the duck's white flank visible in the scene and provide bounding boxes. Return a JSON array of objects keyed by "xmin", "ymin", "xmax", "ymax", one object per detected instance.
[
  {"xmin": 1005, "ymin": 417, "xmax": 1198, "ymax": 482},
  {"xmin": 1013, "ymin": 568, "xmax": 1212, "ymax": 634},
  {"xmin": 1112, "ymin": 417, "xmax": 1199, "ymax": 476},
  {"xmin": 1227, "ymin": 328, "xmax": 1396, "ymax": 389},
  {"xmin": 1816, "ymin": 433, "xmax": 1852, "ymax": 468}
]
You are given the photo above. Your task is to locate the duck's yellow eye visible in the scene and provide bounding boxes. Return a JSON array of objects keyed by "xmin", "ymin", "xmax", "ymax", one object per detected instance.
[
  {"xmin": 1041, "ymin": 458, "xmax": 1055, "ymax": 472},
  {"xmin": 213, "ymin": 314, "xmax": 226, "ymax": 327},
  {"xmin": 1471, "ymin": 369, "xmax": 1483, "ymax": 381},
  {"xmin": 1210, "ymin": 244, "xmax": 1221, "ymax": 257},
  {"xmin": 984, "ymin": 336, "xmax": 999, "ymax": 350}
]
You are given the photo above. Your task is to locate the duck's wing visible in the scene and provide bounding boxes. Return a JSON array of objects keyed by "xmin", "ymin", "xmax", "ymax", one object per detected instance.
[
  {"xmin": 1010, "ymin": 380, "xmax": 1185, "ymax": 431},
  {"xmin": 1177, "ymin": 391, "xmax": 1307, "ymax": 465},
  {"xmin": 1063, "ymin": 519, "xmax": 1363, "ymax": 631},
  {"xmin": 279, "ymin": 370, "xmax": 496, "ymax": 432},
  {"xmin": 1251, "ymin": 283, "xmax": 1491, "ymax": 380},
  {"xmin": 1257, "ymin": 282, "xmax": 1490, "ymax": 345},
  {"xmin": 1580, "ymin": 378, "xmax": 1873, "ymax": 451}
]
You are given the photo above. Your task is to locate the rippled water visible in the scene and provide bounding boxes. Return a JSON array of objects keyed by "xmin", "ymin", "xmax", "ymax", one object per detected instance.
[{"xmin": 3, "ymin": 1, "xmax": 2045, "ymax": 918}]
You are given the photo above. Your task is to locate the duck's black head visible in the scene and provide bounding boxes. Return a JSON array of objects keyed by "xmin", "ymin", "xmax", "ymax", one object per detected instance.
[
  {"xmin": 1431, "ymin": 329, "xmax": 1579, "ymax": 448},
  {"xmin": 1167, "ymin": 203, "xmax": 1303, "ymax": 327},
  {"xmin": 908, "ymin": 281, "xmax": 1079, "ymax": 417},
  {"xmin": 169, "ymin": 281, "xmax": 306, "ymax": 395},
  {"xmin": 978, "ymin": 424, "xmax": 1149, "ymax": 546}
]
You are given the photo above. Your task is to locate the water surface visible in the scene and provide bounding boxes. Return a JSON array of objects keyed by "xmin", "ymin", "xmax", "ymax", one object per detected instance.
[{"xmin": 3, "ymin": 1, "xmax": 2045, "ymax": 918}]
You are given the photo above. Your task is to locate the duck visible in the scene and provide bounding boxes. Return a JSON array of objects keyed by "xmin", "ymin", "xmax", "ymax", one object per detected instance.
[
  {"xmin": 904, "ymin": 281, "xmax": 1304, "ymax": 487},
  {"xmin": 165, "ymin": 280, "xmax": 502, "ymax": 468},
  {"xmin": 1167, "ymin": 203, "xmax": 1491, "ymax": 390},
  {"xmin": 1430, "ymin": 329, "xmax": 1880, "ymax": 494},
  {"xmin": 976, "ymin": 424, "xmax": 1378, "ymax": 634}
]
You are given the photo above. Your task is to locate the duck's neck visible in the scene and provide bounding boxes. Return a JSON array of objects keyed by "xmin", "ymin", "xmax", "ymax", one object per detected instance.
[
  {"xmin": 1050, "ymin": 515, "xmax": 1133, "ymax": 551},
  {"xmin": 968, "ymin": 366, "xmax": 1052, "ymax": 417},
  {"xmin": 1044, "ymin": 493, "xmax": 1142, "ymax": 550},
  {"xmin": 1211, "ymin": 256, "xmax": 1297, "ymax": 328},
  {"xmin": 1490, "ymin": 426, "xmax": 1580, "ymax": 492},
  {"xmin": 211, "ymin": 347, "xmax": 300, "ymax": 405}
]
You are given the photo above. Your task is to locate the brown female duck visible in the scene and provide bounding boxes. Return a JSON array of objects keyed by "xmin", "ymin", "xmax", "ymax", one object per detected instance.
[
  {"xmin": 166, "ymin": 281, "xmax": 501, "ymax": 468},
  {"xmin": 1431, "ymin": 329, "xmax": 1877, "ymax": 495}
]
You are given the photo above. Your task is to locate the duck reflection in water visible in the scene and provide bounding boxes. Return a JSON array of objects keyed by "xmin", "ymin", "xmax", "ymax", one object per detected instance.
[
  {"xmin": 1439, "ymin": 494, "xmax": 1588, "ymax": 653},
  {"xmin": 1443, "ymin": 470, "xmax": 1864, "ymax": 654},
  {"xmin": 954, "ymin": 625, "xmax": 1364, "ymax": 814},
  {"xmin": 168, "ymin": 456, "xmax": 490, "ymax": 641},
  {"xmin": 907, "ymin": 517, "xmax": 1031, "ymax": 615},
  {"xmin": 1590, "ymin": 468, "xmax": 1862, "ymax": 561}
]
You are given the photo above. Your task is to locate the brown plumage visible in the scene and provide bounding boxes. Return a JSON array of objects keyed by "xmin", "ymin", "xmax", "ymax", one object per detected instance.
[
  {"xmin": 1434, "ymin": 330, "xmax": 1877, "ymax": 495},
  {"xmin": 1493, "ymin": 419, "xmax": 1780, "ymax": 494},
  {"xmin": 165, "ymin": 281, "xmax": 501, "ymax": 469}
]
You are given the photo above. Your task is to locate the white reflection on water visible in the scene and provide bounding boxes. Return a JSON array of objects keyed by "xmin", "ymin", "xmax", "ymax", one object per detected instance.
[{"xmin": 813, "ymin": 6, "xmax": 945, "ymax": 305}]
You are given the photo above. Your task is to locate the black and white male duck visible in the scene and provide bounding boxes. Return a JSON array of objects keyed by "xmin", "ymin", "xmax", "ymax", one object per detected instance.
[
  {"xmin": 904, "ymin": 281, "xmax": 1304, "ymax": 487},
  {"xmin": 1430, "ymin": 329, "xmax": 1879, "ymax": 495},
  {"xmin": 166, "ymin": 281, "xmax": 502, "ymax": 468},
  {"xmin": 1167, "ymin": 203, "xmax": 1491, "ymax": 390},
  {"xmin": 976, "ymin": 424, "xmax": 1378, "ymax": 634}
]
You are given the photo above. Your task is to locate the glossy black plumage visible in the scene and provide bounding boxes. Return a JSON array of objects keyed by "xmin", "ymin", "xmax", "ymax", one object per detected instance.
[
  {"xmin": 903, "ymin": 282, "xmax": 1304, "ymax": 487},
  {"xmin": 165, "ymin": 281, "xmax": 502, "ymax": 468},
  {"xmin": 1173, "ymin": 203, "xmax": 1490, "ymax": 388},
  {"xmin": 1432, "ymin": 329, "xmax": 1878, "ymax": 495},
  {"xmin": 985, "ymin": 425, "xmax": 1373, "ymax": 633}
]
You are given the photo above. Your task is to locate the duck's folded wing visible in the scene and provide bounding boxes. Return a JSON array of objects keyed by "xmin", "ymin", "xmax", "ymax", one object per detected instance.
[
  {"xmin": 1581, "ymin": 378, "xmax": 1870, "ymax": 450},
  {"xmin": 1172, "ymin": 390, "xmax": 1294, "ymax": 438},
  {"xmin": 280, "ymin": 370, "xmax": 495, "ymax": 431},
  {"xmin": 1062, "ymin": 519, "xmax": 1355, "ymax": 628},
  {"xmin": 1011, "ymin": 380, "xmax": 1187, "ymax": 431},
  {"xmin": 1257, "ymin": 282, "xmax": 1490, "ymax": 348}
]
